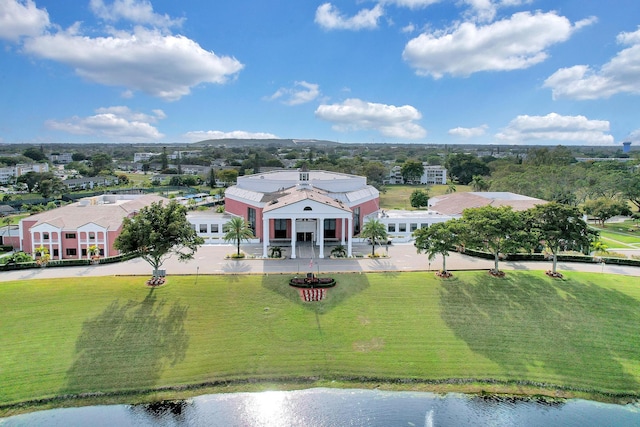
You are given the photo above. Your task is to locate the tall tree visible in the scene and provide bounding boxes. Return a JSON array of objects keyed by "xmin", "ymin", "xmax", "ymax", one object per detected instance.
[
  {"xmin": 90, "ymin": 153, "xmax": 113, "ymax": 176},
  {"xmin": 360, "ymin": 219, "xmax": 388, "ymax": 256},
  {"xmin": 409, "ymin": 189, "xmax": 429, "ymax": 208},
  {"xmin": 223, "ymin": 216, "xmax": 254, "ymax": 257},
  {"xmin": 208, "ymin": 168, "xmax": 217, "ymax": 188},
  {"xmin": 445, "ymin": 153, "xmax": 489, "ymax": 185},
  {"xmin": 400, "ymin": 160, "xmax": 424, "ymax": 184},
  {"xmin": 23, "ymin": 147, "xmax": 46, "ymax": 162},
  {"xmin": 459, "ymin": 205, "xmax": 531, "ymax": 274},
  {"xmin": 582, "ymin": 198, "xmax": 633, "ymax": 227},
  {"xmin": 413, "ymin": 220, "xmax": 461, "ymax": 275},
  {"xmin": 526, "ymin": 202, "xmax": 598, "ymax": 275},
  {"xmin": 114, "ymin": 200, "xmax": 204, "ymax": 274}
]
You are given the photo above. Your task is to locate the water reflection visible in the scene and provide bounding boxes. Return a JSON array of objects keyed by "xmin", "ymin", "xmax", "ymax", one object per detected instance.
[{"xmin": 2, "ymin": 388, "xmax": 639, "ymax": 427}]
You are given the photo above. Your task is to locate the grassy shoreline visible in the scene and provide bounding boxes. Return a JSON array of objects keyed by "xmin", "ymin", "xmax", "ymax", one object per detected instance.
[{"xmin": 2, "ymin": 271, "xmax": 639, "ymax": 415}]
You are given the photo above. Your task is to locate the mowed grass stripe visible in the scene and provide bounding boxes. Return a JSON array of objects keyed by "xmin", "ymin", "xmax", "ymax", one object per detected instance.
[{"xmin": 1, "ymin": 271, "xmax": 639, "ymax": 407}]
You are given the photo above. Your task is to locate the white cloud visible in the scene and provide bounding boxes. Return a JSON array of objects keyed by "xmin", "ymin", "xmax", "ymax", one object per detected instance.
[
  {"xmin": 403, "ymin": 11, "xmax": 593, "ymax": 78},
  {"xmin": 89, "ymin": 0, "xmax": 183, "ymax": 28},
  {"xmin": 315, "ymin": 3, "xmax": 384, "ymax": 31},
  {"xmin": 628, "ymin": 129, "xmax": 640, "ymax": 143},
  {"xmin": 379, "ymin": 0, "xmax": 440, "ymax": 9},
  {"xmin": 544, "ymin": 26, "xmax": 640, "ymax": 100},
  {"xmin": 23, "ymin": 26, "xmax": 243, "ymax": 101},
  {"xmin": 184, "ymin": 130, "xmax": 279, "ymax": 141},
  {"xmin": 45, "ymin": 106, "xmax": 165, "ymax": 141},
  {"xmin": 315, "ymin": 98, "xmax": 426, "ymax": 139},
  {"xmin": 448, "ymin": 124, "xmax": 488, "ymax": 138},
  {"xmin": 266, "ymin": 81, "xmax": 320, "ymax": 106},
  {"xmin": 401, "ymin": 23, "xmax": 415, "ymax": 33},
  {"xmin": 495, "ymin": 113, "xmax": 614, "ymax": 145},
  {"xmin": 0, "ymin": 0, "xmax": 50, "ymax": 41}
]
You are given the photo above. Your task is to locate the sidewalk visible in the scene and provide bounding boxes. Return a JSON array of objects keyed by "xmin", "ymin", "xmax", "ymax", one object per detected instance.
[{"xmin": 1, "ymin": 243, "xmax": 639, "ymax": 282}]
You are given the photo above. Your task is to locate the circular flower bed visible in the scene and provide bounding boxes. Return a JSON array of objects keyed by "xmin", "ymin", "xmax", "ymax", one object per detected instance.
[
  {"xmin": 488, "ymin": 269, "xmax": 505, "ymax": 277},
  {"xmin": 435, "ymin": 270, "xmax": 453, "ymax": 278},
  {"xmin": 545, "ymin": 270, "xmax": 564, "ymax": 279},
  {"xmin": 146, "ymin": 277, "xmax": 166, "ymax": 287}
]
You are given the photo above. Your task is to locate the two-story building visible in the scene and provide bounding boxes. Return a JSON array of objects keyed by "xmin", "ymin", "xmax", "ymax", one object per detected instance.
[
  {"xmin": 19, "ymin": 194, "xmax": 167, "ymax": 260},
  {"xmin": 223, "ymin": 169, "xmax": 380, "ymax": 258}
]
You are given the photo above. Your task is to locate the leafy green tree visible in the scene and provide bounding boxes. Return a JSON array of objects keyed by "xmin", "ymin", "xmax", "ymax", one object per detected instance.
[
  {"xmin": 445, "ymin": 153, "xmax": 489, "ymax": 185},
  {"xmin": 218, "ymin": 169, "xmax": 238, "ymax": 185},
  {"xmin": 23, "ymin": 147, "xmax": 46, "ymax": 162},
  {"xmin": 582, "ymin": 197, "xmax": 633, "ymax": 227},
  {"xmin": 409, "ymin": 189, "xmax": 429, "ymax": 208},
  {"xmin": 117, "ymin": 174, "xmax": 130, "ymax": 185},
  {"xmin": 90, "ymin": 153, "xmax": 113, "ymax": 176},
  {"xmin": 413, "ymin": 220, "xmax": 461, "ymax": 275},
  {"xmin": 400, "ymin": 160, "xmax": 424, "ymax": 184},
  {"xmin": 526, "ymin": 202, "xmax": 598, "ymax": 275},
  {"xmin": 72, "ymin": 152, "xmax": 87, "ymax": 161},
  {"xmin": 620, "ymin": 172, "xmax": 640, "ymax": 211},
  {"xmin": 361, "ymin": 161, "xmax": 387, "ymax": 189},
  {"xmin": 16, "ymin": 172, "xmax": 39, "ymax": 193},
  {"xmin": 360, "ymin": 219, "xmax": 388, "ymax": 256},
  {"xmin": 459, "ymin": 205, "xmax": 531, "ymax": 274},
  {"xmin": 114, "ymin": 200, "xmax": 204, "ymax": 274},
  {"xmin": 161, "ymin": 147, "xmax": 169, "ymax": 171},
  {"xmin": 224, "ymin": 216, "xmax": 254, "ymax": 257},
  {"xmin": 37, "ymin": 176, "xmax": 65, "ymax": 198}
]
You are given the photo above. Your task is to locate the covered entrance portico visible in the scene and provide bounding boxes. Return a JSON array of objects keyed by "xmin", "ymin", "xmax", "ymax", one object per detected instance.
[{"xmin": 261, "ymin": 189, "xmax": 353, "ymax": 259}]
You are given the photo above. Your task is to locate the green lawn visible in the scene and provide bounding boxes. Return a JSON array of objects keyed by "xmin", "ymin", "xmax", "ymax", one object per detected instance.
[
  {"xmin": 1, "ymin": 271, "xmax": 639, "ymax": 413},
  {"xmin": 380, "ymin": 184, "xmax": 471, "ymax": 209},
  {"xmin": 592, "ymin": 223, "xmax": 640, "ymax": 248}
]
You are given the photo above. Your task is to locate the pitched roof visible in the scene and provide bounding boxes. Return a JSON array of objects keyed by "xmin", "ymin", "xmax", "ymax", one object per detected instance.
[
  {"xmin": 24, "ymin": 194, "xmax": 168, "ymax": 230},
  {"xmin": 263, "ymin": 187, "xmax": 351, "ymax": 213},
  {"xmin": 429, "ymin": 192, "xmax": 546, "ymax": 216}
]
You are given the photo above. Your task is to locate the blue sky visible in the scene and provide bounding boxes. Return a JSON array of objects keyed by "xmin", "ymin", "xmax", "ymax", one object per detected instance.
[{"xmin": 1, "ymin": 0, "xmax": 639, "ymax": 146}]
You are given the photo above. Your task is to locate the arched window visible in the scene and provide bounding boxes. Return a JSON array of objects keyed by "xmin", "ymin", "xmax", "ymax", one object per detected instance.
[{"xmin": 303, "ymin": 206, "xmax": 312, "ymax": 211}]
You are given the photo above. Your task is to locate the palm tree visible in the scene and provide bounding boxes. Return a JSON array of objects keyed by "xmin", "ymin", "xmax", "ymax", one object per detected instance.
[
  {"xmin": 360, "ymin": 219, "xmax": 388, "ymax": 257},
  {"xmin": 470, "ymin": 175, "xmax": 489, "ymax": 192},
  {"xmin": 224, "ymin": 216, "xmax": 254, "ymax": 257}
]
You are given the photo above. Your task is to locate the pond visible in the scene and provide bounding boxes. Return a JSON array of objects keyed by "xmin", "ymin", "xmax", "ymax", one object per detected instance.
[{"xmin": 2, "ymin": 388, "xmax": 639, "ymax": 426}]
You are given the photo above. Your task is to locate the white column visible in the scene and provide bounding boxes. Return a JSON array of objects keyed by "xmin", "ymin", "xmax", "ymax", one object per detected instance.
[
  {"xmin": 262, "ymin": 216, "xmax": 269, "ymax": 258},
  {"xmin": 341, "ymin": 218, "xmax": 346, "ymax": 245},
  {"xmin": 318, "ymin": 218, "xmax": 325, "ymax": 258},
  {"xmin": 347, "ymin": 216, "xmax": 352, "ymax": 257},
  {"xmin": 57, "ymin": 233, "xmax": 62, "ymax": 260},
  {"xmin": 291, "ymin": 217, "xmax": 297, "ymax": 259}
]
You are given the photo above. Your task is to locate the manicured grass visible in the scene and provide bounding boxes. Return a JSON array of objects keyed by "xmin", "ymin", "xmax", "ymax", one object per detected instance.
[
  {"xmin": 1, "ymin": 271, "xmax": 640, "ymax": 413},
  {"xmin": 380, "ymin": 185, "xmax": 471, "ymax": 209},
  {"xmin": 594, "ymin": 228, "xmax": 640, "ymax": 247}
]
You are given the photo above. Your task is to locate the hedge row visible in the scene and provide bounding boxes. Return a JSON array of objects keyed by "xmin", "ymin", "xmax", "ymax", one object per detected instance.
[
  {"xmin": 0, "ymin": 252, "xmax": 140, "ymax": 272},
  {"xmin": 460, "ymin": 248, "xmax": 640, "ymax": 267}
]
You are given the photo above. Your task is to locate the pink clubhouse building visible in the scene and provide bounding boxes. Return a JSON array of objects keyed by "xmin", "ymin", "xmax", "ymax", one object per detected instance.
[
  {"xmin": 224, "ymin": 169, "xmax": 380, "ymax": 258},
  {"xmin": 19, "ymin": 194, "xmax": 166, "ymax": 260}
]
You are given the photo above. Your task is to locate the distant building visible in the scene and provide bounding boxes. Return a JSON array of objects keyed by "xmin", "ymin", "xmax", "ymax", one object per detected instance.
[
  {"xmin": 0, "ymin": 163, "xmax": 50, "ymax": 184},
  {"xmin": 48, "ymin": 153, "xmax": 73, "ymax": 164},
  {"xmin": 623, "ymin": 141, "xmax": 632, "ymax": 153},
  {"xmin": 385, "ymin": 164, "xmax": 447, "ymax": 185},
  {"xmin": 133, "ymin": 152, "xmax": 157, "ymax": 163}
]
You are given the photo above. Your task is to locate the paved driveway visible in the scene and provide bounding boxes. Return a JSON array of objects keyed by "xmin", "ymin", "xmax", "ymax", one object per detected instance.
[{"xmin": 1, "ymin": 243, "xmax": 639, "ymax": 282}]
